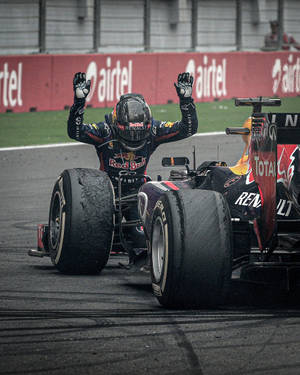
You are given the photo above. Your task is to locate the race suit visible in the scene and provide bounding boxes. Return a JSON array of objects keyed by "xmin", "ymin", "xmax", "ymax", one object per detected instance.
[
  {"xmin": 67, "ymin": 97, "xmax": 198, "ymax": 252},
  {"xmin": 67, "ymin": 98, "xmax": 198, "ymax": 191}
]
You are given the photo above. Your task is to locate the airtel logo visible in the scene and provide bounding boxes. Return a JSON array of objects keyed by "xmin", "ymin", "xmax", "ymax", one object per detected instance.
[
  {"xmin": 185, "ymin": 57, "xmax": 227, "ymax": 99},
  {"xmin": 0, "ymin": 63, "xmax": 23, "ymax": 108},
  {"xmin": 272, "ymin": 54, "xmax": 300, "ymax": 94},
  {"xmin": 85, "ymin": 57, "xmax": 132, "ymax": 103}
]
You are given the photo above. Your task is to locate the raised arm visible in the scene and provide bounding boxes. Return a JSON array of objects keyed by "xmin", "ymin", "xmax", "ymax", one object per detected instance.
[
  {"xmin": 67, "ymin": 72, "xmax": 111, "ymax": 145},
  {"xmin": 153, "ymin": 72, "xmax": 198, "ymax": 144}
]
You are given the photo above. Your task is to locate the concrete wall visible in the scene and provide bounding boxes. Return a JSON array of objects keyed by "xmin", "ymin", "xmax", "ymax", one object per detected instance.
[
  {"xmin": 99, "ymin": 0, "xmax": 145, "ymax": 53},
  {"xmin": 150, "ymin": 0, "xmax": 192, "ymax": 52},
  {"xmin": 46, "ymin": 0, "xmax": 94, "ymax": 53},
  {"xmin": 0, "ymin": 0, "xmax": 300, "ymax": 55},
  {"xmin": 0, "ymin": 0, "xmax": 39, "ymax": 54},
  {"xmin": 197, "ymin": 0, "xmax": 236, "ymax": 52}
]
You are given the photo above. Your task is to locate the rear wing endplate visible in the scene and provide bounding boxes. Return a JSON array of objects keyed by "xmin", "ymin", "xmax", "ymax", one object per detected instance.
[{"xmin": 235, "ymin": 98, "xmax": 300, "ymax": 144}]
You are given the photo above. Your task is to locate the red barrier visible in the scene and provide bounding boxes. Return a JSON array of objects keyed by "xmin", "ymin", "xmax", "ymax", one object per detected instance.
[{"xmin": 0, "ymin": 51, "xmax": 299, "ymax": 113}]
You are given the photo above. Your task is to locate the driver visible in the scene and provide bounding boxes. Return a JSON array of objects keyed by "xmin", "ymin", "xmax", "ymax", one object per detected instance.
[{"xmin": 67, "ymin": 71, "xmax": 198, "ymax": 264}]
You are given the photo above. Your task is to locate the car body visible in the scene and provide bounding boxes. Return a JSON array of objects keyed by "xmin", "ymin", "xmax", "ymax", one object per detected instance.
[{"xmin": 137, "ymin": 97, "xmax": 300, "ymax": 307}]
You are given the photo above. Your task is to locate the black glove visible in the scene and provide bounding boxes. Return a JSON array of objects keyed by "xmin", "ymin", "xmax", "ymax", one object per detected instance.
[
  {"xmin": 73, "ymin": 72, "xmax": 91, "ymax": 101},
  {"xmin": 174, "ymin": 72, "xmax": 194, "ymax": 100}
]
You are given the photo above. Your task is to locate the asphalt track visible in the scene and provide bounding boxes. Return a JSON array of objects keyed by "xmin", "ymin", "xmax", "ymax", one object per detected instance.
[{"xmin": 0, "ymin": 134, "xmax": 300, "ymax": 375}]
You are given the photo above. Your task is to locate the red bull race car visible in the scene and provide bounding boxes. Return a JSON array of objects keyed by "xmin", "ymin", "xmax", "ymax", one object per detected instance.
[
  {"xmin": 138, "ymin": 97, "xmax": 300, "ymax": 308},
  {"xmin": 29, "ymin": 97, "xmax": 300, "ymax": 309}
]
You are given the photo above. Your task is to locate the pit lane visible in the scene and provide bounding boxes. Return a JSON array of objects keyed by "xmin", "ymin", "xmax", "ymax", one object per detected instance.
[{"xmin": 0, "ymin": 135, "xmax": 300, "ymax": 375}]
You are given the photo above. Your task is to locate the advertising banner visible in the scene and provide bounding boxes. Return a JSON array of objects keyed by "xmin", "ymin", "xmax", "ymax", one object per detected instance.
[{"xmin": 0, "ymin": 51, "xmax": 299, "ymax": 113}]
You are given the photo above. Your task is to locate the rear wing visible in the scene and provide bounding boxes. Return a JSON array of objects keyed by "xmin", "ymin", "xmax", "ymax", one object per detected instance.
[
  {"xmin": 267, "ymin": 113, "xmax": 300, "ymax": 144},
  {"xmin": 235, "ymin": 97, "xmax": 281, "ymax": 112},
  {"xmin": 226, "ymin": 97, "xmax": 300, "ymax": 250},
  {"xmin": 234, "ymin": 97, "xmax": 300, "ymax": 144}
]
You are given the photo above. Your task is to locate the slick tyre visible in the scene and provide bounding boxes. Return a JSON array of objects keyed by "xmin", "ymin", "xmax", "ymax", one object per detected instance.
[
  {"xmin": 48, "ymin": 168, "xmax": 114, "ymax": 274},
  {"xmin": 150, "ymin": 189, "xmax": 232, "ymax": 308}
]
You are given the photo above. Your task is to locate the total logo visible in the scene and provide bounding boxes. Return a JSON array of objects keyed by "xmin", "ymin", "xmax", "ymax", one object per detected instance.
[
  {"xmin": 86, "ymin": 57, "xmax": 132, "ymax": 103},
  {"xmin": 253, "ymin": 156, "xmax": 276, "ymax": 177}
]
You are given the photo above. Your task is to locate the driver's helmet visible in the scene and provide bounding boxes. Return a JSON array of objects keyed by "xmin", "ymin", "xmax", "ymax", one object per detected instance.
[{"xmin": 111, "ymin": 93, "xmax": 152, "ymax": 151}]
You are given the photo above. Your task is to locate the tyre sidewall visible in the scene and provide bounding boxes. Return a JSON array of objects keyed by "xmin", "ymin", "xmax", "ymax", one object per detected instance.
[
  {"xmin": 150, "ymin": 192, "xmax": 182, "ymax": 307},
  {"xmin": 48, "ymin": 170, "xmax": 72, "ymax": 268}
]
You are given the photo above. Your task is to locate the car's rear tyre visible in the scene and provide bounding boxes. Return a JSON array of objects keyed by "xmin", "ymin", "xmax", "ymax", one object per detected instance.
[
  {"xmin": 150, "ymin": 189, "xmax": 232, "ymax": 308},
  {"xmin": 48, "ymin": 168, "xmax": 115, "ymax": 274}
]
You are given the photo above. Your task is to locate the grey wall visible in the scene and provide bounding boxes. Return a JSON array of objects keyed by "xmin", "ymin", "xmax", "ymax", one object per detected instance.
[
  {"xmin": 46, "ymin": 0, "xmax": 94, "ymax": 53},
  {"xmin": 99, "ymin": 0, "xmax": 145, "ymax": 53},
  {"xmin": 1, "ymin": 0, "xmax": 300, "ymax": 55},
  {"xmin": 0, "ymin": 0, "xmax": 39, "ymax": 54},
  {"xmin": 197, "ymin": 0, "xmax": 236, "ymax": 52},
  {"xmin": 149, "ymin": 0, "xmax": 192, "ymax": 52}
]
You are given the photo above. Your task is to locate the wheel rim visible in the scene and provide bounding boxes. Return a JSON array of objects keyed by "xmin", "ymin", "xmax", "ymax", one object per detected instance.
[
  {"xmin": 49, "ymin": 191, "xmax": 62, "ymax": 250},
  {"xmin": 152, "ymin": 216, "xmax": 165, "ymax": 282}
]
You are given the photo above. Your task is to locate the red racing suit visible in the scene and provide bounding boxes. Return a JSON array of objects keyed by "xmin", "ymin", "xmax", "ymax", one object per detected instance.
[{"xmin": 68, "ymin": 97, "xmax": 198, "ymax": 191}]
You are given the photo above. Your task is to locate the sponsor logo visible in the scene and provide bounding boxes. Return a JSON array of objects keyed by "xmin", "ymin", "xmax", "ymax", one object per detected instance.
[
  {"xmin": 0, "ymin": 62, "xmax": 23, "ymax": 108},
  {"xmin": 159, "ymin": 121, "xmax": 175, "ymax": 129},
  {"xmin": 109, "ymin": 157, "xmax": 146, "ymax": 170},
  {"xmin": 88, "ymin": 123, "xmax": 97, "ymax": 130},
  {"xmin": 224, "ymin": 175, "xmax": 241, "ymax": 188},
  {"xmin": 235, "ymin": 192, "xmax": 293, "ymax": 216},
  {"xmin": 277, "ymin": 198, "xmax": 293, "ymax": 217},
  {"xmin": 137, "ymin": 191, "xmax": 148, "ymax": 223},
  {"xmin": 268, "ymin": 123, "xmax": 276, "ymax": 140},
  {"xmin": 103, "ymin": 123, "xmax": 111, "ymax": 135},
  {"xmin": 152, "ymin": 283, "xmax": 162, "ymax": 296},
  {"xmin": 270, "ymin": 113, "xmax": 299, "ymax": 127},
  {"xmin": 277, "ymin": 145, "xmax": 296, "ymax": 186},
  {"xmin": 129, "ymin": 122, "xmax": 144, "ymax": 128},
  {"xmin": 113, "ymin": 152, "xmax": 136, "ymax": 161},
  {"xmin": 164, "ymin": 121, "xmax": 175, "ymax": 128},
  {"xmin": 272, "ymin": 54, "xmax": 300, "ymax": 95},
  {"xmin": 85, "ymin": 58, "xmax": 132, "ymax": 103},
  {"xmin": 235, "ymin": 192, "xmax": 262, "ymax": 208},
  {"xmin": 155, "ymin": 200, "xmax": 167, "ymax": 222},
  {"xmin": 254, "ymin": 156, "xmax": 276, "ymax": 177},
  {"xmin": 185, "ymin": 56, "xmax": 227, "ymax": 99},
  {"xmin": 151, "ymin": 126, "xmax": 157, "ymax": 136}
]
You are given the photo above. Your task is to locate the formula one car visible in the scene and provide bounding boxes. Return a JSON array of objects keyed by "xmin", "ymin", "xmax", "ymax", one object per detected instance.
[
  {"xmin": 138, "ymin": 97, "xmax": 300, "ymax": 308},
  {"xmin": 29, "ymin": 97, "xmax": 300, "ymax": 309}
]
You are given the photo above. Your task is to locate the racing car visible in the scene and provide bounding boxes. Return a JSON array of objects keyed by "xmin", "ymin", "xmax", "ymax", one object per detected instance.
[
  {"xmin": 138, "ymin": 97, "xmax": 300, "ymax": 308},
  {"xmin": 29, "ymin": 97, "xmax": 300, "ymax": 309}
]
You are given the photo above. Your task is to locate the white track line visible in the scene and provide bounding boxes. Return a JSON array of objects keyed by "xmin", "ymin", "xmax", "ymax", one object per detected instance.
[
  {"xmin": 0, "ymin": 132, "xmax": 224, "ymax": 152},
  {"xmin": 0, "ymin": 142, "xmax": 81, "ymax": 152}
]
